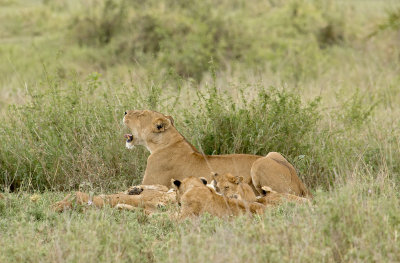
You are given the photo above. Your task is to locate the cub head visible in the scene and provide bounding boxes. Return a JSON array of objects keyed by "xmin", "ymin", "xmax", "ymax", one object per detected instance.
[
  {"xmin": 212, "ymin": 172, "xmax": 244, "ymax": 199},
  {"xmin": 261, "ymin": 186, "xmax": 277, "ymax": 195},
  {"xmin": 171, "ymin": 176, "xmax": 207, "ymax": 203},
  {"xmin": 123, "ymin": 110, "xmax": 174, "ymax": 150}
]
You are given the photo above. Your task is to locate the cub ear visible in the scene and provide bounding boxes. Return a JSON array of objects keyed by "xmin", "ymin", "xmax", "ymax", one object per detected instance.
[
  {"xmin": 199, "ymin": 177, "xmax": 208, "ymax": 185},
  {"xmin": 172, "ymin": 179, "xmax": 181, "ymax": 189},
  {"xmin": 209, "ymin": 180, "xmax": 218, "ymax": 190},
  {"xmin": 261, "ymin": 186, "xmax": 273, "ymax": 195},
  {"xmin": 234, "ymin": 176, "xmax": 244, "ymax": 184},
  {"xmin": 211, "ymin": 172, "xmax": 219, "ymax": 179},
  {"xmin": 165, "ymin": 115, "xmax": 174, "ymax": 126},
  {"xmin": 152, "ymin": 117, "xmax": 172, "ymax": 133}
]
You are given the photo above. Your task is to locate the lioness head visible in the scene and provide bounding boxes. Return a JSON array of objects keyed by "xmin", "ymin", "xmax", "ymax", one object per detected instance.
[
  {"xmin": 212, "ymin": 172, "xmax": 244, "ymax": 199},
  {"xmin": 171, "ymin": 176, "xmax": 207, "ymax": 204},
  {"xmin": 123, "ymin": 110, "xmax": 174, "ymax": 151}
]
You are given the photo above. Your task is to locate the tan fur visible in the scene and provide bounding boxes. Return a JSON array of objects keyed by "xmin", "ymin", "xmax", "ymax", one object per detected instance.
[
  {"xmin": 172, "ymin": 177, "xmax": 264, "ymax": 219},
  {"xmin": 212, "ymin": 172, "xmax": 257, "ymax": 203},
  {"xmin": 257, "ymin": 186, "xmax": 310, "ymax": 206},
  {"xmin": 52, "ymin": 185, "xmax": 176, "ymax": 213},
  {"xmin": 251, "ymin": 152, "xmax": 313, "ymax": 197},
  {"xmin": 124, "ymin": 110, "xmax": 311, "ymax": 197}
]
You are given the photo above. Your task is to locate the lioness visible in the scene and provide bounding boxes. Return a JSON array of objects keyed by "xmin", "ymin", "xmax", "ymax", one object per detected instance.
[
  {"xmin": 52, "ymin": 185, "xmax": 176, "ymax": 213},
  {"xmin": 212, "ymin": 172, "xmax": 257, "ymax": 203},
  {"xmin": 172, "ymin": 177, "xmax": 264, "ymax": 219},
  {"xmin": 123, "ymin": 110, "xmax": 311, "ymax": 196}
]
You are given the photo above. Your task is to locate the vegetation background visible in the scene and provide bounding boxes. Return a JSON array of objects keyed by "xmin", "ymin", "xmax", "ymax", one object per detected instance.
[{"xmin": 0, "ymin": 0, "xmax": 399, "ymax": 262}]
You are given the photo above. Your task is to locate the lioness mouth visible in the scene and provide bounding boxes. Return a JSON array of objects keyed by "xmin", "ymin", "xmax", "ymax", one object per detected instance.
[{"xmin": 124, "ymin": 134, "xmax": 133, "ymax": 143}]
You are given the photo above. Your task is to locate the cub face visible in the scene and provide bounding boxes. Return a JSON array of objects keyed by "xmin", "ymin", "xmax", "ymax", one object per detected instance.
[
  {"xmin": 212, "ymin": 172, "xmax": 243, "ymax": 199},
  {"xmin": 171, "ymin": 176, "xmax": 207, "ymax": 203}
]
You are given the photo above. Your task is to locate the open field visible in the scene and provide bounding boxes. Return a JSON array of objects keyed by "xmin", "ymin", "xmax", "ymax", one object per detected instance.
[{"xmin": 0, "ymin": 0, "xmax": 400, "ymax": 262}]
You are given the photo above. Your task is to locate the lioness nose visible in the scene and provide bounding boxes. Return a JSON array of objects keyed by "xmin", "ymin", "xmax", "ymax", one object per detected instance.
[{"xmin": 124, "ymin": 111, "xmax": 127, "ymax": 115}]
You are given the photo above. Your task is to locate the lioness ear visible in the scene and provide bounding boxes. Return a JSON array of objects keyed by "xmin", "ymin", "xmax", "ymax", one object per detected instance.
[
  {"xmin": 152, "ymin": 117, "xmax": 171, "ymax": 133},
  {"xmin": 234, "ymin": 176, "xmax": 244, "ymax": 184},
  {"xmin": 173, "ymin": 179, "xmax": 181, "ymax": 188},
  {"xmin": 199, "ymin": 177, "xmax": 208, "ymax": 185}
]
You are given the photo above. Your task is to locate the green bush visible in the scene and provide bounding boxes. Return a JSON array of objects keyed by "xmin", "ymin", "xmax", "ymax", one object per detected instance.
[
  {"xmin": 68, "ymin": 0, "xmax": 349, "ymax": 80},
  {"xmin": 183, "ymin": 85, "xmax": 321, "ymax": 157},
  {"xmin": 70, "ymin": 0, "xmax": 127, "ymax": 46},
  {"xmin": 0, "ymin": 72, "xmax": 147, "ymax": 191},
  {"xmin": 0, "ymin": 70, "xmax": 323, "ymax": 191},
  {"xmin": 369, "ymin": 7, "xmax": 400, "ymax": 37},
  {"xmin": 177, "ymin": 83, "xmax": 321, "ymax": 187},
  {"xmin": 1, "ymin": 68, "xmax": 391, "ymax": 191},
  {"xmin": 2, "ymin": 66, "xmax": 396, "ymax": 192}
]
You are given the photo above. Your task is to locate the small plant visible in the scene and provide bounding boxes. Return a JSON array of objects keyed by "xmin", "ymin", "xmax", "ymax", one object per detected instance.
[
  {"xmin": 337, "ymin": 89, "xmax": 378, "ymax": 129},
  {"xmin": 369, "ymin": 7, "xmax": 400, "ymax": 37}
]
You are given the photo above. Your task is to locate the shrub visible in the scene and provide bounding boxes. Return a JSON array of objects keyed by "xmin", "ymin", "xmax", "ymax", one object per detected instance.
[
  {"xmin": 177, "ymin": 81, "xmax": 321, "ymax": 187},
  {"xmin": 0, "ymin": 72, "xmax": 147, "ymax": 191},
  {"xmin": 70, "ymin": 0, "xmax": 127, "ymax": 46},
  {"xmin": 68, "ymin": 0, "xmax": 349, "ymax": 81},
  {"xmin": 0, "ymin": 69, "xmax": 323, "ymax": 191},
  {"xmin": 183, "ymin": 85, "xmax": 321, "ymax": 157},
  {"xmin": 369, "ymin": 7, "xmax": 400, "ymax": 37}
]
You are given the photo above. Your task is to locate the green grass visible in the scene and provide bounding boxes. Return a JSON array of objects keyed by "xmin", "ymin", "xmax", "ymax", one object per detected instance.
[
  {"xmin": 1, "ymin": 0, "xmax": 400, "ymax": 261},
  {"xmin": 0, "ymin": 175, "xmax": 399, "ymax": 262}
]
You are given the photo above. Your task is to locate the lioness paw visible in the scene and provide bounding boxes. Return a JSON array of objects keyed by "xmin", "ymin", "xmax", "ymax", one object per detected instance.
[{"xmin": 128, "ymin": 187, "xmax": 143, "ymax": 195}]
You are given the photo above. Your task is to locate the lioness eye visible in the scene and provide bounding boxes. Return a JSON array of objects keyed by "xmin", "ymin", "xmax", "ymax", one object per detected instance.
[{"xmin": 224, "ymin": 186, "xmax": 229, "ymax": 190}]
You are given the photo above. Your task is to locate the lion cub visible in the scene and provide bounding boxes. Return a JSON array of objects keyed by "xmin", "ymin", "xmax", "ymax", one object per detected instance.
[
  {"xmin": 52, "ymin": 184, "xmax": 176, "ymax": 214},
  {"xmin": 257, "ymin": 186, "xmax": 310, "ymax": 206},
  {"xmin": 172, "ymin": 177, "xmax": 264, "ymax": 219},
  {"xmin": 212, "ymin": 172, "xmax": 257, "ymax": 203},
  {"xmin": 213, "ymin": 172, "xmax": 310, "ymax": 206}
]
